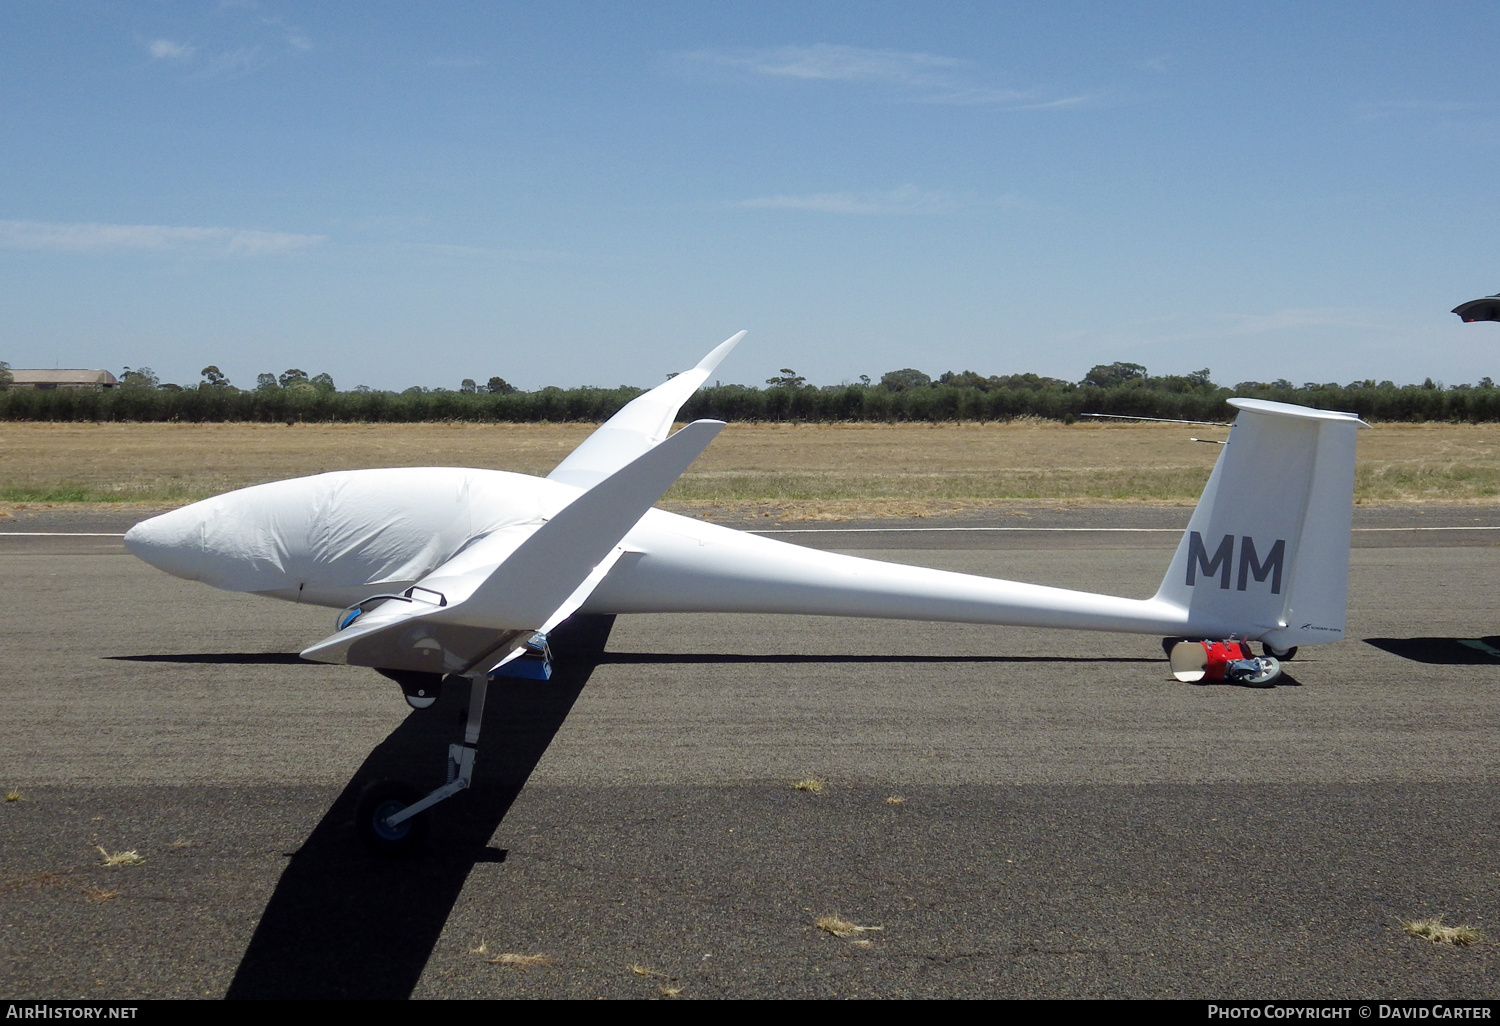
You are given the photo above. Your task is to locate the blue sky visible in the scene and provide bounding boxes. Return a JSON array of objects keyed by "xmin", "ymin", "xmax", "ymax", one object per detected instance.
[{"xmin": 2, "ymin": 2, "xmax": 1498, "ymax": 392}]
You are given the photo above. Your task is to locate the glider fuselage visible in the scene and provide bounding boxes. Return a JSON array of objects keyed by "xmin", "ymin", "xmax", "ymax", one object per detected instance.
[{"xmin": 126, "ymin": 465, "xmax": 1205, "ymax": 638}]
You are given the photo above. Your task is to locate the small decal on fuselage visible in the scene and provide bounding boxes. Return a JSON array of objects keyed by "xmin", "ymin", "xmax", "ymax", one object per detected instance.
[{"xmin": 1186, "ymin": 532, "xmax": 1286, "ymax": 593}]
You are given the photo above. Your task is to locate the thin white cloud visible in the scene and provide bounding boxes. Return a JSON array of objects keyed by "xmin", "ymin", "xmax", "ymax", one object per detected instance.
[
  {"xmin": 733, "ymin": 185, "xmax": 1031, "ymax": 216},
  {"xmin": 259, "ymin": 13, "xmax": 312, "ymax": 52},
  {"xmin": 203, "ymin": 46, "xmax": 270, "ymax": 75},
  {"xmin": 407, "ymin": 242, "xmax": 570, "ymax": 264},
  {"xmin": 1214, "ymin": 308, "xmax": 1385, "ymax": 336},
  {"xmin": 1357, "ymin": 99, "xmax": 1490, "ymax": 121},
  {"xmin": 1077, "ymin": 308, "xmax": 1393, "ymax": 354},
  {"xmin": 0, "ymin": 220, "xmax": 326, "ymax": 256},
  {"xmin": 936, "ymin": 88, "xmax": 1092, "ymax": 109},
  {"xmin": 698, "ymin": 43, "xmax": 964, "ymax": 85},
  {"xmin": 683, "ymin": 43, "xmax": 1088, "ymax": 109},
  {"xmin": 734, "ymin": 186, "xmax": 961, "ymax": 215},
  {"xmin": 148, "ymin": 39, "xmax": 194, "ymax": 60},
  {"xmin": 138, "ymin": 9, "xmax": 311, "ymax": 77}
]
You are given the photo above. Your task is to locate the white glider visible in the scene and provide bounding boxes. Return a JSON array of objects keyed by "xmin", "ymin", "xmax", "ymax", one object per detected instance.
[{"xmin": 125, "ymin": 331, "xmax": 1368, "ymax": 851}]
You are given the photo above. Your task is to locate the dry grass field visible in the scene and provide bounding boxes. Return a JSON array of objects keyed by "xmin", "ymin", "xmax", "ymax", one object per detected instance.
[{"xmin": 2, "ymin": 420, "xmax": 1498, "ymax": 520}]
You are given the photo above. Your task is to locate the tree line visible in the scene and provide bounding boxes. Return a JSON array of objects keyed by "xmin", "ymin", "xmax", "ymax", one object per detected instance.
[{"xmin": 1, "ymin": 359, "xmax": 1498, "ymax": 424}]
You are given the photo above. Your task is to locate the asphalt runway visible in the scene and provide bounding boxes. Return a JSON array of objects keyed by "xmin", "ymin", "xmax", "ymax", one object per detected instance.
[{"xmin": 1, "ymin": 507, "xmax": 1498, "ymax": 999}]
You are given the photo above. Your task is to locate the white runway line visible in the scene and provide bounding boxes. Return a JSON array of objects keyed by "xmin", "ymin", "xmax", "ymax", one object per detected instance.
[
  {"xmin": 750, "ymin": 525, "xmax": 1500, "ymax": 535},
  {"xmin": 2, "ymin": 526, "xmax": 1498, "ymax": 539},
  {"xmin": 753, "ymin": 526, "xmax": 1180, "ymax": 533}
]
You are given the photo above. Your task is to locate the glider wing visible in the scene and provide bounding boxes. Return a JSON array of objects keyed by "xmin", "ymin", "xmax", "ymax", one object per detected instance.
[
  {"xmin": 546, "ymin": 331, "xmax": 743, "ymax": 489},
  {"xmin": 300, "ymin": 419, "xmax": 726, "ymax": 673}
]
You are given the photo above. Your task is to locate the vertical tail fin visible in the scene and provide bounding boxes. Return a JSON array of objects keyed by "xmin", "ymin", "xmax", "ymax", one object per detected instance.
[{"xmin": 1154, "ymin": 398, "xmax": 1369, "ymax": 647}]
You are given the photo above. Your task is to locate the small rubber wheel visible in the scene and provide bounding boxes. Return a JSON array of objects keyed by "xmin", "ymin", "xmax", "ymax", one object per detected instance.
[
  {"xmin": 1241, "ymin": 657, "xmax": 1283, "ymax": 687},
  {"xmin": 355, "ymin": 780, "xmax": 430, "ymax": 856},
  {"xmin": 1263, "ymin": 643, "xmax": 1298, "ymax": 661},
  {"xmin": 1161, "ymin": 636, "xmax": 1186, "ymax": 658}
]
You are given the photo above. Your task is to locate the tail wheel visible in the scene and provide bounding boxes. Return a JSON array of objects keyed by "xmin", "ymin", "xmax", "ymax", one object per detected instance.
[
  {"xmin": 1263, "ymin": 643, "xmax": 1298, "ymax": 661},
  {"xmin": 1240, "ymin": 656, "xmax": 1282, "ymax": 686},
  {"xmin": 1169, "ymin": 639, "xmax": 1284, "ymax": 686}
]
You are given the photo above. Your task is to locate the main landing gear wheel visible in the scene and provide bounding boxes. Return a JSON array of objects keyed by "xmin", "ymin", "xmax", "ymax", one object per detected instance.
[
  {"xmin": 1263, "ymin": 643, "xmax": 1298, "ymax": 661},
  {"xmin": 355, "ymin": 780, "xmax": 431, "ymax": 856},
  {"xmin": 353, "ymin": 669, "xmax": 492, "ymax": 857}
]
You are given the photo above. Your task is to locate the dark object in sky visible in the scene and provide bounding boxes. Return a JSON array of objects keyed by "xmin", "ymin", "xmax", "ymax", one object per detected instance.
[{"xmin": 1453, "ymin": 294, "xmax": 1500, "ymax": 322}]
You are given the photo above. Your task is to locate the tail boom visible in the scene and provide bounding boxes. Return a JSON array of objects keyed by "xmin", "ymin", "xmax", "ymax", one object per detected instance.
[
  {"xmin": 585, "ymin": 396, "xmax": 1365, "ymax": 648},
  {"xmin": 585, "ymin": 516, "xmax": 1199, "ymax": 635}
]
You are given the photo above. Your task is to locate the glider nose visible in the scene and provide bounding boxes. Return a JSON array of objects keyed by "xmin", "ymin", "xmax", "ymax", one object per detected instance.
[{"xmin": 124, "ymin": 508, "xmax": 206, "ymax": 581}]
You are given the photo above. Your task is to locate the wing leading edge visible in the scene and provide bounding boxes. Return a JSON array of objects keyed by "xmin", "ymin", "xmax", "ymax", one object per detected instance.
[{"xmin": 546, "ymin": 331, "xmax": 744, "ymax": 489}]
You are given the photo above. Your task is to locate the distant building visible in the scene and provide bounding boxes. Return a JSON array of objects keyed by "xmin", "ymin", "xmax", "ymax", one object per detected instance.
[{"xmin": 8, "ymin": 369, "xmax": 119, "ymax": 390}]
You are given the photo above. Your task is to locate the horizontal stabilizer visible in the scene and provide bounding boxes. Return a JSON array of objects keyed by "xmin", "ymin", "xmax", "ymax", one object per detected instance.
[{"xmin": 547, "ymin": 331, "xmax": 743, "ymax": 489}]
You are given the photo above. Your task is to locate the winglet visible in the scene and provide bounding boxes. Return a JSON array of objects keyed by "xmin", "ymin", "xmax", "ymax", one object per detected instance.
[
  {"xmin": 547, "ymin": 332, "xmax": 744, "ymax": 489},
  {"xmin": 694, "ymin": 331, "xmax": 744, "ymax": 374}
]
